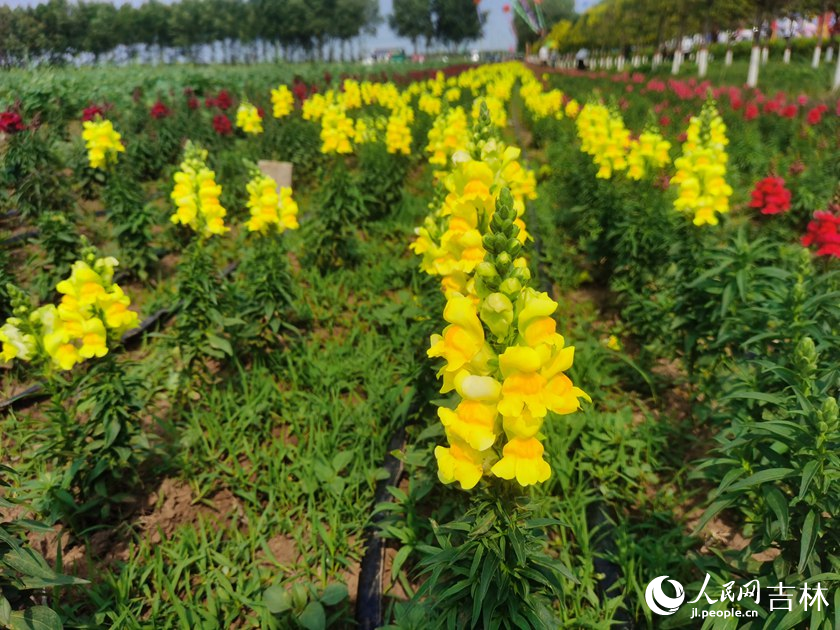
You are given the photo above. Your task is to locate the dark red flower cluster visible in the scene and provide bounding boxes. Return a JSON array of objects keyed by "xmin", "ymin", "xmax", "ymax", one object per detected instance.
[
  {"xmin": 82, "ymin": 104, "xmax": 105, "ymax": 121},
  {"xmin": 749, "ymin": 177, "xmax": 791, "ymax": 215},
  {"xmin": 292, "ymin": 81, "xmax": 309, "ymax": 103},
  {"xmin": 205, "ymin": 89, "xmax": 232, "ymax": 110},
  {"xmin": 802, "ymin": 208, "xmax": 840, "ymax": 258},
  {"xmin": 806, "ymin": 104, "xmax": 829, "ymax": 126},
  {"xmin": 187, "ymin": 96, "xmax": 199, "ymax": 110},
  {"xmin": 744, "ymin": 103, "xmax": 759, "ymax": 121},
  {"xmin": 213, "ymin": 113, "xmax": 232, "ymax": 135},
  {"xmin": 150, "ymin": 100, "xmax": 171, "ymax": 119},
  {"xmin": 0, "ymin": 110, "xmax": 25, "ymax": 134}
]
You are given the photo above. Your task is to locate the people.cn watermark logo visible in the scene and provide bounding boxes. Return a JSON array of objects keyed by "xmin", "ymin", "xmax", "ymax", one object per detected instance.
[{"xmin": 644, "ymin": 576, "xmax": 686, "ymax": 616}]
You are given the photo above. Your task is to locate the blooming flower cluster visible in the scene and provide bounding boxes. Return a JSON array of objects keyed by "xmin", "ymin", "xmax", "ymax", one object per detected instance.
[
  {"xmin": 749, "ymin": 176, "xmax": 792, "ymax": 215},
  {"xmin": 82, "ymin": 104, "xmax": 105, "ymax": 122},
  {"xmin": 429, "ymin": 189, "xmax": 588, "ymax": 489},
  {"xmin": 150, "ymin": 100, "xmax": 171, "ymax": 119},
  {"xmin": 170, "ymin": 142, "xmax": 228, "ymax": 237},
  {"xmin": 626, "ymin": 128, "xmax": 672, "ymax": 180},
  {"xmin": 0, "ymin": 110, "xmax": 25, "ymax": 134},
  {"xmin": 385, "ymin": 108, "xmax": 413, "ymax": 155},
  {"xmin": 236, "ymin": 102, "xmax": 263, "ymax": 135},
  {"xmin": 205, "ymin": 90, "xmax": 233, "ymax": 110},
  {"xmin": 412, "ymin": 130, "xmax": 536, "ymax": 298},
  {"xmin": 81, "ymin": 118, "xmax": 125, "ymax": 170},
  {"xmin": 802, "ymin": 205, "xmax": 840, "ymax": 258},
  {"xmin": 520, "ymin": 79, "xmax": 565, "ymax": 120},
  {"xmin": 271, "ymin": 85, "xmax": 295, "ymax": 118},
  {"xmin": 320, "ymin": 104, "xmax": 356, "ymax": 154},
  {"xmin": 670, "ymin": 99, "xmax": 732, "ymax": 226},
  {"xmin": 245, "ymin": 171, "xmax": 300, "ymax": 235},
  {"xmin": 425, "ymin": 107, "xmax": 469, "ymax": 167},
  {"xmin": 576, "ymin": 103, "xmax": 631, "ymax": 179},
  {"xmin": 0, "ymin": 254, "xmax": 139, "ymax": 372}
]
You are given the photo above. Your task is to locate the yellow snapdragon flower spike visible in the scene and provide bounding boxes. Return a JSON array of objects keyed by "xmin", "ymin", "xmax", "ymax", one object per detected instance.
[
  {"xmin": 626, "ymin": 128, "xmax": 671, "ymax": 180},
  {"xmin": 0, "ymin": 318, "xmax": 36, "ymax": 363},
  {"xmin": 320, "ymin": 104, "xmax": 355, "ymax": 154},
  {"xmin": 245, "ymin": 172, "xmax": 300, "ymax": 235},
  {"xmin": 270, "ymin": 85, "xmax": 294, "ymax": 118},
  {"xmin": 236, "ymin": 102, "xmax": 263, "ymax": 134},
  {"xmin": 3, "ymin": 255, "xmax": 139, "ymax": 372},
  {"xmin": 671, "ymin": 99, "xmax": 732, "ymax": 226},
  {"xmin": 412, "ymin": 139, "xmax": 535, "ymax": 297},
  {"xmin": 425, "ymin": 188, "xmax": 588, "ymax": 490},
  {"xmin": 576, "ymin": 103, "xmax": 631, "ymax": 179},
  {"xmin": 170, "ymin": 143, "xmax": 229, "ymax": 238},
  {"xmin": 385, "ymin": 109, "xmax": 412, "ymax": 155},
  {"xmin": 81, "ymin": 119, "xmax": 125, "ymax": 170},
  {"xmin": 426, "ymin": 107, "xmax": 470, "ymax": 167}
]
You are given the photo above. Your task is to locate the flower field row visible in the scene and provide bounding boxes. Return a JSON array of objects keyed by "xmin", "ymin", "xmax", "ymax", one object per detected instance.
[{"xmin": 0, "ymin": 57, "xmax": 838, "ymax": 628}]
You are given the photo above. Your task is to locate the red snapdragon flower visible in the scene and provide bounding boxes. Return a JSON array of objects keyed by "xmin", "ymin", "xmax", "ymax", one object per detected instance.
[
  {"xmin": 749, "ymin": 177, "xmax": 792, "ymax": 215},
  {"xmin": 82, "ymin": 104, "xmax": 105, "ymax": 121},
  {"xmin": 213, "ymin": 113, "xmax": 232, "ymax": 135},
  {"xmin": 806, "ymin": 104, "xmax": 828, "ymax": 126},
  {"xmin": 0, "ymin": 111, "xmax": 25, "ymax": 134},
  {"xmin": 780, "ymin": 104, "xmax": 798, "ymax": 118},
  {"xmin": 187, "ymin": 96, "xmax": 199, "ymax": 110},
  {"xmin": 802, "ymin": 209, "xmax": 840, "ymax": 258},
  {"xmin": 745, "ymin": 103, "xmax": 759, "ymax": 121},
  {"xmin": 150, "ymin": 100, "xmax": 171, "ymax": 119},
  {"xmin": 206, "ymin": 89, "xmax": 232, "ymax": 110}
]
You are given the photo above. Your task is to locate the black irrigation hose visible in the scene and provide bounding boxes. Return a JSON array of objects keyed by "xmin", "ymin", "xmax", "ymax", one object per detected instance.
[
  {"xmin": 510, "ymin": 89, "xmax": 628, "ymax": 622},
  {"xmin": 0, "ymin": 261, "xmax": 239, "ymax": 412},
  {"xmin": 355, "ymin": 422, "xmax": 409, "ymax": 630}
]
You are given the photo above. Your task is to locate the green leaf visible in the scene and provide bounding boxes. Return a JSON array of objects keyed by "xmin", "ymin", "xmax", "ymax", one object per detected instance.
[
  {"xmin": 727, "ymin": 468, "xmax": 795, "ymax": 493},
  {"xmin": 263, "ymin": 585, "xmax": 292, "ymax": 614},
  {"xmin": 319, "ymin": 583, "xmax": 348, "ymax": 606},
  {"xmin": 0, "ymin": 597, "xmax": 11, "ymax": 626},
  {"xmin": 297, "ymin": 601, "xmax": 326, "ymax": 630},
  {"xmin": 721, "ymin": 391, "xmax": 785, "ymax": 405},
  {"xmin": 799, "ymin": 510, "xmax": 820, "ymax": 572},
  {"xmin": 390, "ymin": 546, "xmax": 412, "ymax": 581},
  {"xmin": 206, "ymin": 333, "xmax": 233, "ymax": 356},
  {"xmin": 8, "ymin": 607, "xmax": 63, "ymax": 630},
  {"xmin": 763, "ymin": 486, "xmax": 790, "ymax": 539},
  {"xmin": 2, "ymin": 545, "xmax": 56, "ymax": 581},
  {"xmin": 799, "ymin": 461, "xmax": 820, "ymax": 499}
]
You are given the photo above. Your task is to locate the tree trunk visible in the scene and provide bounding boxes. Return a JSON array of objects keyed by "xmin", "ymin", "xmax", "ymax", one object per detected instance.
[{"xmin": 747, "ymin": 8, "xmax": 761, "ymax": 87}]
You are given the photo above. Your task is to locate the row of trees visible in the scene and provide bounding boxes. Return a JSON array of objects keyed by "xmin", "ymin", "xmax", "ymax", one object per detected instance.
[
  {"xmin": 388, "ymin": 0, "xmax": 574, "ymax": 54},
  {"xmin": 0, "ymin": 0, "xmax": 488, "ymax": 67},
  {"xmin": 547, "ymin": 0, "xmax": 835, "ymax": 52}
]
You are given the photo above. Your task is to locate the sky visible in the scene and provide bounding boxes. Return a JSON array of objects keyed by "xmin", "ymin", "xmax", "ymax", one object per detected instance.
[{"xmin": 2, "ymin": 0, "xmax": 597, "ymax": 53}]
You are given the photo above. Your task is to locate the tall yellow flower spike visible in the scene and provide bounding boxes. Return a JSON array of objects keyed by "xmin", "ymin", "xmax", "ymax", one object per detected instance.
[
  {"xmin": 81, "ymin": 118, "xmax": 125, "ymax": 170},
  {"xmin": 170, "ymin": 142, "xmax": 229, "ymax": 238},
  {"xmin": 428, "ymin": 188, "xmax": 588, "ymax": 490},
  {"xmin": 671, "ymin": 99, "xmax": 732, "ymax": 226}
]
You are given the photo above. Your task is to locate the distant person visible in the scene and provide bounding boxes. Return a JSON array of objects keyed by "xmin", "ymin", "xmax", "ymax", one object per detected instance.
[
  {"xmin": 539, "ymin": 45, "xmax": 549, "ymax": 66},
  {"xmin": 575, "ymin": 47, "xmax": 589, "ymax": 70}
]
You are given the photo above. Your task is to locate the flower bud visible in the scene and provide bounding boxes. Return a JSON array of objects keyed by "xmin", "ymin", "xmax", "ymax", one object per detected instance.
[
  {"xmin": 476, "ymin": 262, "xmax": 498, "ymax": 279},
  {"xmin": 480, "ymin": 292, "xmax": 514, "ymax": 340},
  {"xmin": 499, "ymin": 277, "xmax": 522, "ymax": 296}
]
